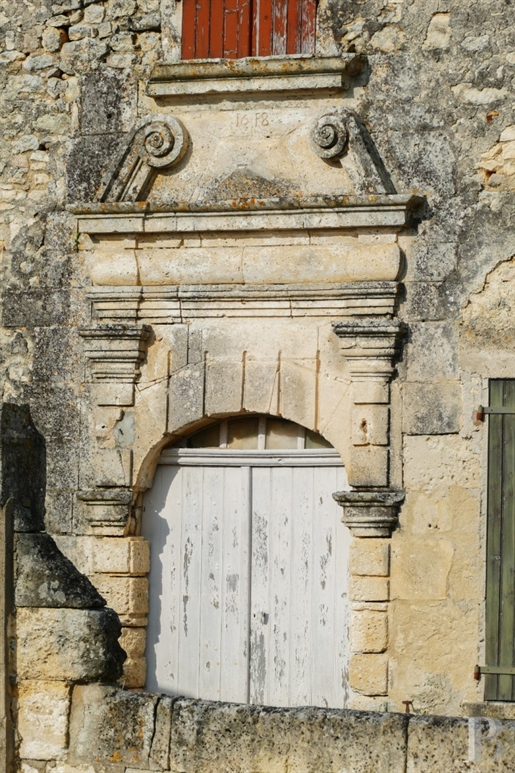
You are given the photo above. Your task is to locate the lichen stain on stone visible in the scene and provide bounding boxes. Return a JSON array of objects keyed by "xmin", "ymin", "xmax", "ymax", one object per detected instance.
[{"xmin": 202, "ymin": 167, "xmax": 296, "ymax": 204}]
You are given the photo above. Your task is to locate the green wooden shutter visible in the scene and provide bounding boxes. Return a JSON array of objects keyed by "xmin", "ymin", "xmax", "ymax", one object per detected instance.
[{"xmin": 485, "ymin": 379, "xmax": 515, "ymax": 700}]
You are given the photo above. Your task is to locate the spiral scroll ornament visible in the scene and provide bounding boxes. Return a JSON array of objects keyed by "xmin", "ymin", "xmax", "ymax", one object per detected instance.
[
  {"xmin": 311, "ymin": 113, "xmax": 349, "ymax": 159},
  {"xmin": 135, "ymin": 117, "xmax": 188, "ymax": 169},
  {"xmin": 96, "ymin": 114, "xmax": 189, "ymax": 202}
]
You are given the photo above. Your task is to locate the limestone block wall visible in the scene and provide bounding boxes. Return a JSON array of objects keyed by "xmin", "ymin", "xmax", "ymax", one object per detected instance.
[
  {"xmin": 0, "ymin": 404, "xmax": 126, "ymax": 764},
  {"xmin": 1, "ymin": 0, "xmax": 515, "ymax": 748},
  {"xmin": 36, "ymin": 684, "xmax": 515, "ymax": 773}
]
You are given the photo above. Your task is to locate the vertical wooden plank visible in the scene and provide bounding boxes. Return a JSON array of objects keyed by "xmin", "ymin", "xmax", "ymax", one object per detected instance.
[
  {"xmin": 311, "ymin": 466, "xmax": 339, "ymax": 707},
  {"xmin": 249, "ymin": 466, "xmax": 271, "ymax": 705},
  {"xmin": 332, "ymin": 465, "xmax": 351, "ymax": 707},
  {"xmin": 251, "ymin": 0, "xmax": 259, "ymax": 56},
  {"xmin": 196, "ymin": 0, "xmax": 211, "ymax": 58},
  {"xmin": 209, "ymin": 0, "xmax": 225, "ymax": 58},
  {"xmin": 250, "ymin": 461, "xmax": 350, "ymax": 709},
  {"xmin": 198, "ymin": 466, "xmax": 224, "ymax": 701},
  {"xmin": 289, "ymin": 466, "xmax": 314, "ymax": 706},
  {"xmin": 499, "ymin": 381, "xmax": 515, "ymax": 700},
  {"xmin": 221, "ymin": 466, "xmax": 252, "ymax": 703},
  {"xmin": 272, "ymin": 0, "xmax": 288, "ymax": 55},
  {"xmin": 181, "ymin": 0, "xmax": 197, "ymax": 59},
  {"xmin": 485, "ymin": 380, "xmax": 505, "ymax": 700},
  {"xmin": 300, "ymin": 0, "xmax": 317, "ymax": 54},
  {"xmin": 254, "ymin": 0, "xmax": 273, "ymax": 55},
  {"xmin": 142, "ymin": 465, "xmax": 183, "ymax": 695},
  {"xmin": 286, "ymin": 0, "xmax": 301, "ymax": 55},
  {"xmin": 267, "ymin": 466, "xmax": 292, "ymax": 706},
  {"xmin": 223, "ymin": 0, "xmax": 239, "ymax": 57},
  {"xmin": 237, "ymin": 0, "xmax": 253, "ymax": 58},
  {"xmin": 177, "ymin": 465, "xmax": 204, "ymax": 698}
]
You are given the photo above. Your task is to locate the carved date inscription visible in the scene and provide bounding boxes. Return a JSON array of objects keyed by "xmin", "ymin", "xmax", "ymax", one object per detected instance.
[{"xmin": 234, "ymin": 111, "xmax": 271, "ymax": 136}]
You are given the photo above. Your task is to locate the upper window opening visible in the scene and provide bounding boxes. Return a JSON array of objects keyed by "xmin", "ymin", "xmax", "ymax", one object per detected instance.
[
  {"xmin": 173, "ymin": 416, "xmax": 333, "ymax": 450},
  {"xmin": 181, "ymin": 0, "xmax": 317, "ymax": 60}
]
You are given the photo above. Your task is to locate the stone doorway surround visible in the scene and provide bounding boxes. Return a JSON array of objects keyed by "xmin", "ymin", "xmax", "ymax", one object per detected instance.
[{"xmin": 62, "ymin": 54, "xmax": 423, "ymax": 706}]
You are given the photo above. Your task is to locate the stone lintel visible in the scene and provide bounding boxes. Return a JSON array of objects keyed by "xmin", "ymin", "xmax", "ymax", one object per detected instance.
[
  {"xmin": 333, "ymin": 490, "xmax": 405, "ymax": 537},
  {"xmin": 148, "ymin": 55, "xmax": 366, "ymax": 98},
  {"xmin": 88, "ymin": 282, "xmax": 401, "ymax": 324},
  {"xmin": 79, "ymin": 324, "xmax": 151, "ymax": 383}
]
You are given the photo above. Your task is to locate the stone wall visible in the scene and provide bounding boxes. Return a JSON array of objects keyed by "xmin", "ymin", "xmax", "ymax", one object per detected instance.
[
  {"xmin": 30, "ymin": 684, "xmax": 515, "ymax": 772},
  {"xmin": 0, "ymin": 404, "xmax": 126, "ymax": 764},
  {"xmin": 1, "ymin": 0, "xmax": 515, "ymax": 760}
]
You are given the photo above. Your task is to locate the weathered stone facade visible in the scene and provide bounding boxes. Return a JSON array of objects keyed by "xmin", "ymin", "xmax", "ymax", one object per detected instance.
[{"xmin": 1, "ymin": 0, "xmax": 515, "ymax": 769}]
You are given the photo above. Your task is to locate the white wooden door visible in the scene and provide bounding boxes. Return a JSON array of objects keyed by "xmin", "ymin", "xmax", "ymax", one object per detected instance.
[{"xmin": 143, "ymin": 448, "xmax": 351, "ymax": 708}]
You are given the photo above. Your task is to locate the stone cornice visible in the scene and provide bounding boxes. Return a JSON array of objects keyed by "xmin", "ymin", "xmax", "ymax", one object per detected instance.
[
  {"xmin": 333, "ymin": 318, "xmax": 406, "ymax": 350},
  {"xmin": 70, "ymin": 193, "xmax": 422, "ymax": 216},
  {"xmin": 148, "ymin": 55, "xmax": 366, "ymax": 98},
  {"xmin": 79, "ymin": 324, "xmax": 151, "ymax": 383},
  {"xmin": 333, "ymin": 490, "xmax": 405, "ymax": 537},
  {"xmin": 70, "ymin": 194, "xmax": 424, "ymax": 235},
  {"xmin": 333, "ymin": 318, "xmax": 407, "ymax": 382}
]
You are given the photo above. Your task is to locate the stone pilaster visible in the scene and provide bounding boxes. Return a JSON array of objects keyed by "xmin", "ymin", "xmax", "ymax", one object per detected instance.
[
  {"xmin": 333, "ymin": 319, "xmax": 405, "ymax": 703},
  {"xmin": 79, "ymin": 325, "xmax": 152, "ymax": 534},
  {"xmin": 80, "ymin": 324, "xmax": 152, "ymax": 407},
  {"xmin": 333, "ymin": 318, "xmax": 405, "ymax": 489}
]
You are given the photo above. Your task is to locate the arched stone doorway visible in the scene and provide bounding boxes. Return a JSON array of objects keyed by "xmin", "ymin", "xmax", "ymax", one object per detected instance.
[{"xmin": 143, "ymin": 415, "xmax": 351, "ymax": 708}]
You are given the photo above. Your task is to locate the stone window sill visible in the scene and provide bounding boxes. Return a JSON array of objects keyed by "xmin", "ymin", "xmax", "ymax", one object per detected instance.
[{"xmin": 148, "ymin": 54, "xmax": 366, "ymax": 98}]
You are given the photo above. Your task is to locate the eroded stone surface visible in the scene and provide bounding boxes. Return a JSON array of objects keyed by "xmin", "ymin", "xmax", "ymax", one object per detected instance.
[
  {"xmin": 17, "ymin": 607, "xmax": 125, "ymax": 681},
  {"xmin": 170, "ymin": 700, "xmax": 408, "ymax": 773},
  {"xmin": 69, "ymin": 684, "xmax": 158, "ymax": 767},
  {"xmin": 2, "ymin": 0, "xmax": 515, "ymax": 750},
  {"xmin": 15, "ymin": 532, "xmax": 105, "ymax": 608}
]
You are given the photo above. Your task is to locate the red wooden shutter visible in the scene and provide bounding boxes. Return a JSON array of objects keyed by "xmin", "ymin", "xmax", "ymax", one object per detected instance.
[{"xmin": 181, "ymin": 0, "xmax": 316, "ymax": 60}]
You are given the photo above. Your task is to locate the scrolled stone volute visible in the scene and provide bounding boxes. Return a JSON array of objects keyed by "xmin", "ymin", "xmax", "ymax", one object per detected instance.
[
  {"xmin": 333, "ymin": 490, "xmax": 405, "ymax": 537},
  {"xmin": 311, "ymin": 112, "xmax": 349, "ymax": 159},
  {"xmin": 96, "ymin": 115, "xmax": 189, "ymax": 203},
  {"xmin": 134, "ymin": 117, "xmax": 188, "ymax": 169}
]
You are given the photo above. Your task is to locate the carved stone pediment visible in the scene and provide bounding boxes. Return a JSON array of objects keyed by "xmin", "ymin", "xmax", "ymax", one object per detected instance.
[
  {"xmin": 68, "ymin": 55, "xmax": 418, "ymax": 209},
  {"xmin": 90, "ymin": 105, "xmax": 396, "ymax": 206},
  {"xmin": 68, "ymin": 56, "xmax": 424, "ymax": 312}
]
